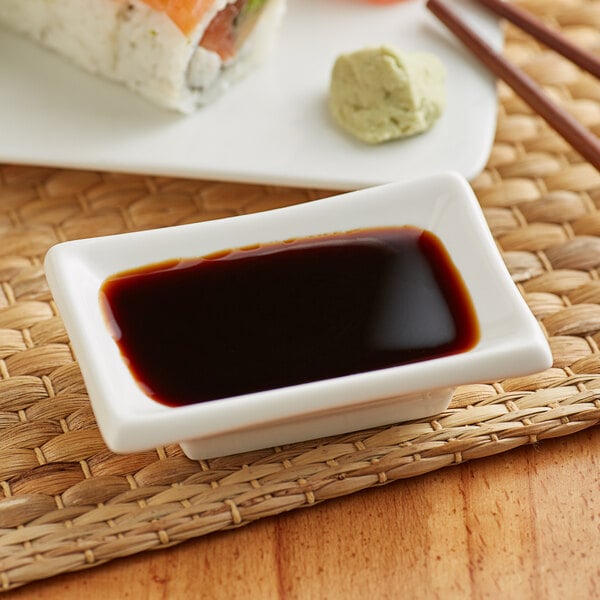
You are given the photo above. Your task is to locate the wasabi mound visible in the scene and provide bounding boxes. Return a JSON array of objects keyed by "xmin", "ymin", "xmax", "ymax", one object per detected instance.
[{"xmin": 329, "ymin": 45, "xmax": 446, "ymax": 144}]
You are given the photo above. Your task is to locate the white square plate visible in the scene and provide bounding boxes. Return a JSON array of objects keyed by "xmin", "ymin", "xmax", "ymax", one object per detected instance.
[
  {"xmin": 0, "ymin": 0, "xmax": 501, "ymax": 190},
  {"xmin": 44, "ymin": 172, "xmax": 552, "ymax": 458}
]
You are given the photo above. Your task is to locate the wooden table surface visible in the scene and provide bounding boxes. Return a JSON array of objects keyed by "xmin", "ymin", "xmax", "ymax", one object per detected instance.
[{"xmin": 8, "ymin": 426, "xmax": 598, "ymax": 599}]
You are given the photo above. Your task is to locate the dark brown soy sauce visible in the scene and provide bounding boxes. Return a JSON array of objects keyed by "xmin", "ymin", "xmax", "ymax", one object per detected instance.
[{"xmin": 100, "ymin": 227, "xmax": 480, "ymax": 407}]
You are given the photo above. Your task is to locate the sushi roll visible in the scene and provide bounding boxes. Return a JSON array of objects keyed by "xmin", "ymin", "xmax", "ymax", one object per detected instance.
[{"xmin": 0, "ymin": 0, "xmax": 286, "ymax": 112}]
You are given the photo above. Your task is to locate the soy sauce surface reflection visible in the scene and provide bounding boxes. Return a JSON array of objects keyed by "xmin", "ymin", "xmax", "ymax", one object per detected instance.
[{"xmin": 100, "ymin": 227, "xmax": 480, "ymax": 406}]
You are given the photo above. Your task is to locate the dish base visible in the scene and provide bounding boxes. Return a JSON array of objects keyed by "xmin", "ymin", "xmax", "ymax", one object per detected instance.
[{"xmin": 179, "ymin": 388, "xmax": 454, "ymax": 459}]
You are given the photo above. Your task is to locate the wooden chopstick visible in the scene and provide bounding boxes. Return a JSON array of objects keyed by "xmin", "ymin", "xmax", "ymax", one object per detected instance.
[
  {"xmin": 475, "ymin": 0, "xmax": 600, "ymax": 79},
  {"xmin": 426, "ymin": 0, "xmax": 600, "ymax": 171},
  {"xmin": 477, "ymin": 0, "xmax": 600, "ymax": 77}
]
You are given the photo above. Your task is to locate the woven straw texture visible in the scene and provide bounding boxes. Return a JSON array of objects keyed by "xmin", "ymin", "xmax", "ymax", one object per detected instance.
[{"xmin": 1, "ymin": 0, "xmax": 599, "ymax": 590}]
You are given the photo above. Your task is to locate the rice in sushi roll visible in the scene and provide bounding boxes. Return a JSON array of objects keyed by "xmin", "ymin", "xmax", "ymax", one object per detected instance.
[{"xmin": 0, "ymin": 0, "xmax": 286, "ymax": 112}]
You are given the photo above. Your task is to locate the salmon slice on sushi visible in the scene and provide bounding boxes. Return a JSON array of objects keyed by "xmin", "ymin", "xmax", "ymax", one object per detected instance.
[{"xmin": 0, "ymin": 0, "xmax": 286, "ymax": 112}]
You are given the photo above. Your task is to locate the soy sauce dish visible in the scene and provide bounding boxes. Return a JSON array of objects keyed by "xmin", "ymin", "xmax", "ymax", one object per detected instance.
[{"xmin": 44, "ymin": 172, "xmax": 552, "ymax": 459}]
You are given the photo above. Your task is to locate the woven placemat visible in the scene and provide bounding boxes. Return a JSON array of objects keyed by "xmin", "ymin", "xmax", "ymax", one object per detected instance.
[{"xmin": 1, "ymin": 0, "xmax": 600, "ymax": 590}]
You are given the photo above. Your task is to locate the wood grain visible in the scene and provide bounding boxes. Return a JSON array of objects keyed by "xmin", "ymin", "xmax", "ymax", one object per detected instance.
[{"xmin": 7, "ymin": 426, "xmax": 599, "ymax": 599}]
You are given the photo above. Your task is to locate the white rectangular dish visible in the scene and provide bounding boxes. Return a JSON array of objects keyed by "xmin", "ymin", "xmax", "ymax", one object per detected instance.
[
  {"xmin": 44, "ymin": 172, "xmax": 552, "ymax": 459},
  {"xmin": 0, "ymin": 0, "xmax": 501, "ymax": 190}
]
